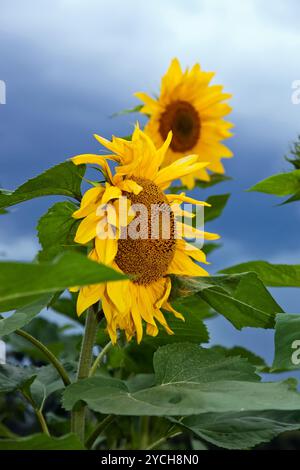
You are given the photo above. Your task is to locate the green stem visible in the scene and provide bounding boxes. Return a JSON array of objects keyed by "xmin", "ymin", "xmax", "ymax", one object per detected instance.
[
  {"xmin": 35, "ymin": 409, "xmax": 50, "ymax": 436},
  {"xmin": 71, "ymin": 307, "xmax": 98, "ymax": 442},
  {"xmin": 85, "ymin": 415, "xmax": 114, "ymax": 449},
  {"xmin": 22, "ymin": 391, "xmax": 50, "ymax": 437},
  {"xmin": 146, "ymin": 431, "xmax": 182, "ymax": 451},
  {"xmin": 16, "ymin": 329, "xmax": 71, "ymax": 386},
  {"xmin": 89, "ymin": 341, "xmax": 112, "ymax": 377},
  {"xmin": 139, "ymin": 416, "xmax": 149, "ymax": 449}
]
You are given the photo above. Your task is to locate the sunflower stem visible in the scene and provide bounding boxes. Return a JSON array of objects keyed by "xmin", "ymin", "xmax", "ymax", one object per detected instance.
[
  {"xmin": 85, "ymin": 415, "xmax": 114, "ymax": 449},
  {"xmin": 21, "ymin": 391, "xmax": 50, "ymax": 437},
  {"xmin": 146, "ymin": 431, "xmax": 182, "ymax": 451},
  {"xmin": 71, "ymin": 307, "xmax": 98, "ymax": 442}
]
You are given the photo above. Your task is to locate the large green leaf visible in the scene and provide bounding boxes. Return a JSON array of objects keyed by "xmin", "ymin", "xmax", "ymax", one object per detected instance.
[
  {"xmin": 248, "ymin": 170, "xmax": 300, "ymax": 204},
  {"xmin": 204, "ymin": 194, "xmax": 230, "ymax": 222},
  {"xmin": 30, "ymin": 363, "xmax": 76, "ymax": 408},
  {"xmin": 173, "ymin": 410, "xmax": 300, "ymax": 450},
  {"xmin": 0, "ymin": 162, "xmax": 85, "ymax": 210},
  {"xmin": 172, "ymin": 294, "xmax": 215, "ymax": 320},
  {"xmin": 273, "ymin": 314, "xmax": 300, "ymax": 371},
  {"xmin": 0, "ymin": 364, "xmax": 36, "ymax": 394},
  {"xmin": 63, "ymin": 343, "xmax": 300, "ymax": 417},
  {"xmin": 37, "ymin": 201, "xmax": 82, "ymax": 261},
  {"xmin": 170, "ymin": 273, "xmax": 282, "ymax": 330},
  {"xmin": 0, "ymin": 361, "xmax": 74, "ymax": 410},
  {"xmin": 153, "ymin": 343, "xmax": 258, "ymax": 384},
  {"xmin": 0, "ymin": 433, "xmax": 85, "ymax": 450},
  {"xmin": 220, "ymin": 261, "xmax": 300, "ymax": 287},
  {"xmin": 210, "ymin": 345, "xmax": 269, "ymax": 372},
  {"xmin": 0, "ymin": 252, "xmax": 126, "ymax": 312},
  {"xmin": 0, "ymin": 295, "xmax": 51, "ymax": 338}
]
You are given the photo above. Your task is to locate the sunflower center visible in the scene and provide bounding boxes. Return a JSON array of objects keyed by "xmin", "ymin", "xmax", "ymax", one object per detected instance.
[
  {"xmin": 159, "ymin": 100, "xmax": 201, "ymax": 153},
  {"xmin": 115, "ymin": 178, "xmax": 176, "ymax": 285}
]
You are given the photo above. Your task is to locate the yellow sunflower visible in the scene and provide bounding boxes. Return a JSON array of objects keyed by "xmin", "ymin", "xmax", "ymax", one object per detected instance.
[
  {"xmin": 135, "ymin": 58, "xmax": 233, "ymax": 188},
  {"xmin": 70, "ymin": 125, "xmax": 219, "ymax": 344}
]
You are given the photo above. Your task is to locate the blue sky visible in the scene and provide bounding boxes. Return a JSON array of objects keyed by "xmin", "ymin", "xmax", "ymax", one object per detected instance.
[{"xmin": 1, "ymin": 0, "xmax": 300, "ymax": 364}]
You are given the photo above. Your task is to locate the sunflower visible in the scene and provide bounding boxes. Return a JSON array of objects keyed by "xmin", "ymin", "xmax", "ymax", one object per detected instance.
[
  {"xmin": 135, "ymin": 58, "xmax": 233, "ymax": 188},
  {"xmin": 70, "ymin": 125, "xmax": 219, "ymax": 343}
]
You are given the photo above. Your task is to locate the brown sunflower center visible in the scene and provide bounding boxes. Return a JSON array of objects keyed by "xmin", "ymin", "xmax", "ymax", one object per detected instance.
[
  {"xmin": 159, "ymin": 100, "xmax": 201, "ymax": 153},
  {"xmin": 115, "ymin": 178, "xmax": 176, "ymax": 285}
]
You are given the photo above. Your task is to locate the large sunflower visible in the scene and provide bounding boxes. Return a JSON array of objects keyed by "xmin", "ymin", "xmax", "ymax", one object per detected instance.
[
  {"xmin": 135, "ymin": 58, "xmax": 233, "ymax": 188},
  {"xmin": 70, "ymin": 125, "xmax": 219, "ymax": 343}
]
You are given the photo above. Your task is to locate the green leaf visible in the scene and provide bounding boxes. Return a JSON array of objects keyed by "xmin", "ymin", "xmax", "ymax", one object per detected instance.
[
  {"xmin": 111, "ymin": 104, "xmax": 143, "ymax": 118},
  {"xmin": 0, "ymin": 364, "xmax": 36, "ymax": 394},
  {"xmin": 0, "ymin": 162, "xmax": 85, "ymax": 210},
  {"xmin": 0, "ymin": 433, "xmax": 85, "ymax": 450},
  {"xmin": 37, "ymin": 201, "xmax": 83, "ymax": 261},
  {"xmin": 153, "ymin": 343, "xmax": 259, "ymax": 385},
  {"xmin": 220, "ymin": 260, "xmax": 300, "ymax": 287},
  {"xmin": 248, "ymin": 170, "xmax": 300, "ymax": 203},
  {"xmin": 0, "ymin": 295, "xmax": 52, "ymax": 338},
  {"xmin": 202, "ymin": 243, "xmax": 222, "ymax": 256},
  {"xmin": 173, "ymin": 410, "xmax": 300, "ymax": 450},
  {"xmin": 64, "ymin": 344, "xmax": 300, "ymax": 417},
  {"xmin": 172, "ymin": 294, "xmax": 215, "ymax": 320},
  {"xmin": 204, "ymin": 194, "xmax": 230, "ymax": 222},
  {"xmin": 30, "ymin": 363, "xmax": 76, "ymax": 408},
  {"xmin": 170, "ymin": 273, "xmax": 282, "ymax": 330},
  {"xmin": 273, "ymin": 314, "xmax": 300, "ymax": 371},
  {"xmin": 210, "ymin": 346, "xmax": 269, "ymax": 372},
  {"xmin": 0, "ymin": 252, "xmax": 126, "ymax": 312}
]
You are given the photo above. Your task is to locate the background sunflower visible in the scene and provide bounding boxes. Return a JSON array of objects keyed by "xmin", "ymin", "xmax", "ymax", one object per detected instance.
[{"xmin": 135, "ymin": 58, "xmax": 233, "ymax": 188}]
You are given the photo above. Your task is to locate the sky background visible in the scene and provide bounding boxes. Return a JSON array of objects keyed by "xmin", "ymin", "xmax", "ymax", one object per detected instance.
[{"xmin": 1, "ymin": 0, "xmax": 300, "ymax": 367}]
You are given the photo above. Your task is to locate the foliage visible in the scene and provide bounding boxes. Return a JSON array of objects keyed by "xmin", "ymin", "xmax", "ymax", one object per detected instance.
[{"xmin": 1, "ymin": 121, "xmax": 300, "ymax": 451}]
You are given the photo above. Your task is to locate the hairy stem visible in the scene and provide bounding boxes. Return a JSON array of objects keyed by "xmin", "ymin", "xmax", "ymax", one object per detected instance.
[
  {"xmin": 146, "ymin": 431, "xmax": 182, "ymax": 451},
  {"xmin": 22, "ymin": 391, "xmax": 50, "ymax": 437},
  {"xmin": 71, "ymin": 307, "xmax": 98, "ymax": 442},
  {"xmin": 85, "ymin": 415, "xmax": 114, "ymax": 449}
]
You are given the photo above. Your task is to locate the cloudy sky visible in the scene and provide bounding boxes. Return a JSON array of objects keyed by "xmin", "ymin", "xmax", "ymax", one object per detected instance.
[{"xmin": 1, "ymin": 0, "xmax": 300, "ymax": 363}]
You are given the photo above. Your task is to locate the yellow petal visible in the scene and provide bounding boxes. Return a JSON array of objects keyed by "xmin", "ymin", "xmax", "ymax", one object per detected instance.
[
  {"xmin": 95, "ymin": 237, "xmax": 118, "ymax": 265},
  {"xmin": 163, "ymin": 301, "xmax": 185, "ymax": 321},
  {"xmin": 167, "ymin": 193, "xmax": 210, "ymax": 207},
  {"xmin": 176, "ymin": 222, "xmax": 220, "ymax": 241},
  {"xmin": 77, "ymin": 284, "xmax": 104, "ymax": 316},
  {"xmin": 116, "ymin": 179, "xmax": 143, "ymax": 195},
  {"xmin": 73, "ymin": 186, "xmax": 104, "ymax": 219},
  {"xmin": 154, "ymin": 155, "xmax": 209, "ymax": 190},
  {"xmin": 74, "ymin": 212, "xmax": 99, "ymax": 244},
  {"xmin": 106, "ymin": 279, "xmax": 130, "ymax": 313},
  {"xmin": 153, "ymin": 309, "xmax": 174, "ymax": 335},
  {"xmin": 134, "ymin": 92, "xmax": 162, "ymax": 114},
  {"xmin": 101, "ymin": 184, "xmax": 122, "ymax": 204},
  {"xmin": 167, "ymin": 248, "xmax": 209, "ymax": 276}
]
